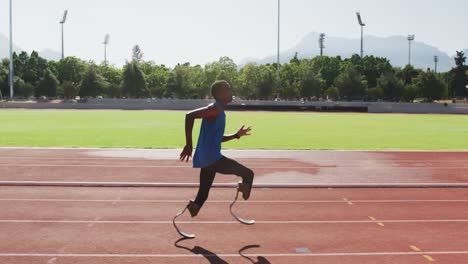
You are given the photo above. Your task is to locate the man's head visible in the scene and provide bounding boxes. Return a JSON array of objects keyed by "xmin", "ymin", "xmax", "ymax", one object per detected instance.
[{"xmin": 211, "ymin": 80, "xmax": 232, "ymax": 103}]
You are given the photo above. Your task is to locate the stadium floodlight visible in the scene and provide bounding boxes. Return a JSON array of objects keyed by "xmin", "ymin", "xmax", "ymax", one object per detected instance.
[
  {"xmin": 434, "ymin": 55, "xmax": 438, "ymax": 73},
  {"xmin": 319, "ymin": 33, "xmax": 325, "ymax": 56},
  {"xmin": 407, "ymin": 35, "xmax": 415, "ymax": 66},
  {"xmin": 60, "ymin": 10, "xmax": 68, "ymax": 59},
  {"xmin": 60, "ymin": 10, "xmax": 68, "ymax": 23},
  {"xmin": 9, "ymin": 0, "xmax": 14, "ymax": 98},
  {"xmin": 103, "ymin": 34, "xmax": 110, "ymax": 65},
  {"xmin": 356, "ymin": 12, "xmax": 365, "ymax": 57},
  {"xmin": 356, "ymin": 12, "xmax": 365, "ymax": 26}
]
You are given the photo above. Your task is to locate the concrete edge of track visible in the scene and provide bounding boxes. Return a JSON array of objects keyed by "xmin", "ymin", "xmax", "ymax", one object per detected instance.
[{"xmin": 1, "ymin": 147, "xmax": 468, "ymax": 152}]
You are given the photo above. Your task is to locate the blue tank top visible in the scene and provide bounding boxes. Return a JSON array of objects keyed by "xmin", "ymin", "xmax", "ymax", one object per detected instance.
[{"xmin": 193, "ymin": 102, "xmax": 226, "ymax": 168}]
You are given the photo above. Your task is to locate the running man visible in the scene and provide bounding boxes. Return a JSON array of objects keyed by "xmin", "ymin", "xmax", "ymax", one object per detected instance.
[{"xmin": 179, "ymin": 80, "xmax": 254, "ymax": 217}]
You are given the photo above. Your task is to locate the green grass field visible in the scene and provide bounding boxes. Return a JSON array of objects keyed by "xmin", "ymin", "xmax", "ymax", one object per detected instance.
[{"xmin": 1, "ymin": 109, "xmax": 467, "ymax": 150}]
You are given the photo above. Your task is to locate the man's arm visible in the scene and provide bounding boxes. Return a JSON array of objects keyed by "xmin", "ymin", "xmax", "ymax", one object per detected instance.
[
  {"xmin": 179, "ymin": 104, "xmax": 220, "ymax": 162},
  {"xmin": 222, "ymin": 133, "xmax": 240, "ymax": 142},
  {"xmin": 222, "ymin": 125, "xmax": 252, "ymax": 143}
]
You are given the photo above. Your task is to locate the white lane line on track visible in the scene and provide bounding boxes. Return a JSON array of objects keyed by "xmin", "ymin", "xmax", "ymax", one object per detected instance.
[
  {"xmin": 0, "ymin": 199, "xmax": 349, "ymax": 203},
  {"xmin": 1, "ymin": 163, "xmax": 467, "ymax": 169},
  {"xmin": 0, "ymin": 157, "xmax": 298, "ymax": 162},
  {"xmin": 2, "ymin": 181, "xmax": 468, "ymax": 188},
  {"xmin": 0, "ymin": 164, "xmax": 331, "ymax": 169},
  {"xmin": 0, "ymin": 251, "xmax": 467, "ymax": 257},
  {"xmin": 2, "ymin": 199, "xmax": 468, "ymax": 203},
  {"xmin": 1, "ymin": 219, "xmax": 468, "ymax": 224}
]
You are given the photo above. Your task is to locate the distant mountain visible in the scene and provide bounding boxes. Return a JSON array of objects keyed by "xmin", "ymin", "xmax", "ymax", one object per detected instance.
[
  {"xmin": 38, "ymin": 49, "xmax": 62, "ymax": 61},
  {"xmin": 0, "ymin": 32, "xmax": 22, "ymax": 58},
  {"xmin": 1, "ymin": 32, "xmax": 61, "ymax": 61},
  {"xmin": 241, "ymin": 32, "xmax": 462, "ymax": 72}
]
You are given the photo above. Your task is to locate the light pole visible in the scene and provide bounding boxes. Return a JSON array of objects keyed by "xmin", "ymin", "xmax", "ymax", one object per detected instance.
[
  {"xmin": 9, "ymin": 0, "xmax": 14, "ymax": 98},
  {"xmin": 276, "ymin": 0, "xmax": 281, "ymax": 91},
  {"xmin": 60, "ymin": 10, "xmax": 68, "ymax": 59},
  {"xmin": 434, "ymin": 55, "xmax": 438, "ymax": 73},
  {"xmin": 356, "ymin": 12, "xmax": 365, "ymax": 58},
  {"xmin": 407, "ymin": 35, "xmax": 415, "ymax": 66},
  {"xmin": 319, "ymin": 33, "xmax": 325, "ymax": 56},
  {"xmin": 103, "ymin": 34, "xmax": 110, "ymax": 65}
]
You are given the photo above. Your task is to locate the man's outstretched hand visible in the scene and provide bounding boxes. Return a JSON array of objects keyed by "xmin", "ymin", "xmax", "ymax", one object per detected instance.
[
  {"xmin": 180, "ymin": 145, "xmax": 192, "ymax": 162},
  {"xmin": 237, "ymin": 125, "xmax": 252, "ymax": 138}
]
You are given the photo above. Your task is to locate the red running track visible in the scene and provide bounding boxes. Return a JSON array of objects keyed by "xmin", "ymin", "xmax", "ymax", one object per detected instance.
[{"xmin": 0, "ymin": 148, "xmax": 468, "ymax": 263}]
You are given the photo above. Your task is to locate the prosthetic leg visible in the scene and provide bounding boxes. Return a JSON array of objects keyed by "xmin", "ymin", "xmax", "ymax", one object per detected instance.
[
  {"xmin": 230, "ymin": 181, "xmax": 255, "ymax": 225},
  {"xmin": 173, "ymin": 200, "xmax": 199, "ymax": 239}
]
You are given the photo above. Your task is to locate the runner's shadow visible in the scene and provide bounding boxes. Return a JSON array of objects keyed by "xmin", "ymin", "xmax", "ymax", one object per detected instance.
[
  {"xmin": 239, "ymin": 245, "xmax": 271, "ymax": 264},
  {"xmin": 175, "ymin": 238, "xmax": 271, "ymax": 264},
  {"xmin": 175, "ymin": 237, "xmax": 229, "ymax": 264}
]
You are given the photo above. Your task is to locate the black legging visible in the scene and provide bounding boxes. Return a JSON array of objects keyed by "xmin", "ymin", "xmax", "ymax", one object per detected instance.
[{"xmin": 194, "ymin": 156, "xmax": 254, "ymax": 207}]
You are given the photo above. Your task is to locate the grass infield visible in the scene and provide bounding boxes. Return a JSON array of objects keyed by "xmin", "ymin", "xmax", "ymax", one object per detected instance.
[{"xmin": 1, "ymin": 109, "xmax": 467, "ymax": 150}]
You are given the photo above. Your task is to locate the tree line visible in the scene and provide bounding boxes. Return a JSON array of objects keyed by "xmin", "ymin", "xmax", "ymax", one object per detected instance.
[{"xmin": 1, "ymin": 46, "xmax": 467, "ymax": 102}]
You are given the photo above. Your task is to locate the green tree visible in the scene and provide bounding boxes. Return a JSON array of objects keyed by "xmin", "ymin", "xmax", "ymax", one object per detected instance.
[
  {"xmin": 187, "ymin": 65, "xmax": 208, "ymax": 99},
  {"xmin": 204, "ymin": 57, "xmax": 238, "ymax": 90},
  {"xmin": 145, "ymin": 65, "xmax": 170, "ymax": 98},
  {"xmin": 255, "ymin": 64, "xmax": 276, "ymax": 99},
  {"xmin": 166, "ymin": 63, "xmax": 191, "ymax": 98},
  {"xmin": 13, "ymin": 76, "xmax": 27, "ymax": 97},
  {"xmin": 237, "ymin": 63, "xmax": 259, "ymax": 99},
  {"xmin": 361, "ymin": 56, "xmax": 393, "ymax": 88},
  {"xmin": 377, "ymin": 72, "xmax": 405, "ymax": 101},
  {"xmin": 36, "ymin": 69, "xmax": 59, "ymax": 97},
  {"xmin": 296, "ymin": 62, "xmax": 324, "ymax": 98},
  {"xmin": 97, "ymin": 64, "xmax": 122, "ymax": 98},
  {"xmin": 122, "ymin": 61, "xmax": 147, "ymax": 98},
  {"xmin": 309, "ymin": 56, "xmax": 342, "ymax": 88},
  {"xmin": 132, "ymin": 45, "xmax": 143, "ymax": 63},
  {"xmin": 19, "ymin": 81, "xmax": 34, "ymax": 98},
  {"xmin": 80, "ymin": 65, "xmax": 108, "ymax": 97},
  {"xmin": 59, "ymin": 81, "xmax": 80, "ymax": 99},
  {"xmin": 279, "ymin": 62, "xmax": 300, "ymax": 99},
  {"xmin": 0, "ymin": 60, "xmax": 10, "ymax": 98},
  {"xmin": 342, "ymin": 55, "xmax": 393, "ymax": 88},
  {"xmin": 290, "ymin": 52, "xmax": 300, "ymax": 65},
  {"xmin": 237, "ymin": 63, "xmax": 276, "ymax": 100},
  {"xmin": 24, "ymin": 51, "xmax": 49, "ymax": 86},
  {"xmin": 403, "ymin": 84, "xmax": 417, "ymax": 102},
  {"xmin": 12, "ymin": 51, "xmax": 29, "ymax": 80},
  {"xmin": 449, "ymin": 51, "xmax": 467, "ymax": 97},
  {"xmin": 413, "ymin": 71, "xmax": 447, "ymax": 101},
  {"xmin": 334, "ymin": 66, "xmax": 367, "ymax": 99},
  {"xmin": 397, "ymin": 64, "xmax": 420, "ymax": 85},
  {"xmin": 366, "ymin": 87, "xmax": 384, "ymax": 100},
  {"xmin": 57, "ymin": 57, "xmax": 87, "ymax": 84},
  {"xmin": 324, "ymin": 86, "xmax": 339, "ymax": 100}
]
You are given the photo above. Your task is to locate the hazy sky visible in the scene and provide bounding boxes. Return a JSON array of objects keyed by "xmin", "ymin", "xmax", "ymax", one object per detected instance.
[{"xmin": 1, "ymin": 0, "xmax": 467, "ymax": 67}]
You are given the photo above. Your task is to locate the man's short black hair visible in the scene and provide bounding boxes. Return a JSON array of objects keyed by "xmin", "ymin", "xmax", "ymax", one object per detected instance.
[{"xmin": 211, "ymin": 80, "xmax": 230, "ymax": 99}]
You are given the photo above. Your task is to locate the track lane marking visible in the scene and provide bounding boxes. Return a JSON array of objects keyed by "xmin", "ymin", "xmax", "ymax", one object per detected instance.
[
  {"xmin": 0, "ymin": 251, "xmax": 464, "ymax": 257},
  {"xmin": 2, "ymin": 198, "xmax": 468, "ymax": 203},
  {"xmin": 423, "ymin": 255, "xmax": 435, "ymax": 261},
  {"xmin": 410, "ymin": 246, "xmax": 421, "ymax": 252},
  {"xmin": 1, "ymin": 219, "xmax": 468, "ymax": 224},
  {"xmin": 3, "ymin": 181, "xmax": 468, "ymax": 188},
  {"xmin": 0, "ymin": 164, "xmax": 332, "ymax": 169}
]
